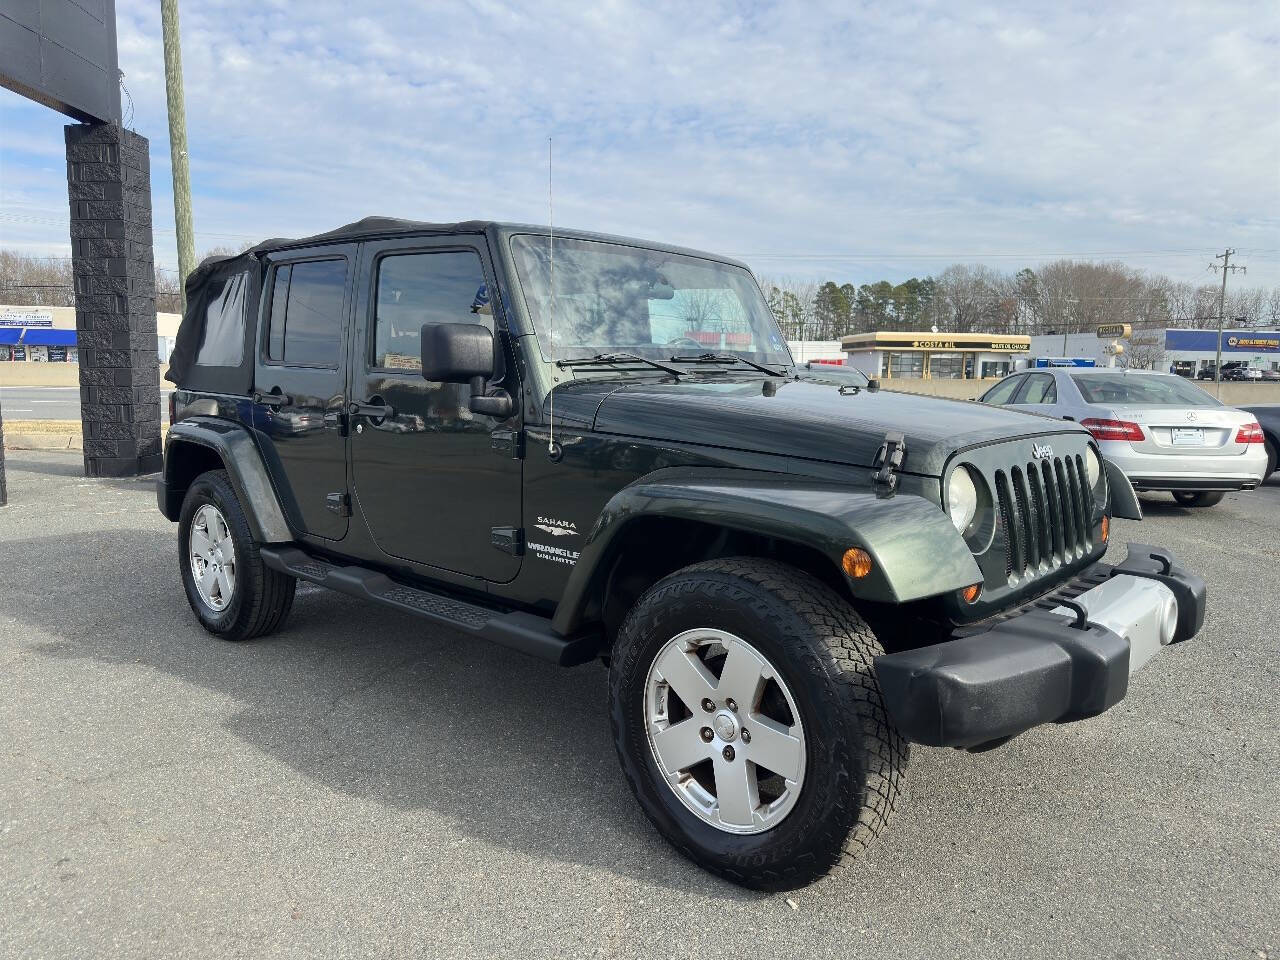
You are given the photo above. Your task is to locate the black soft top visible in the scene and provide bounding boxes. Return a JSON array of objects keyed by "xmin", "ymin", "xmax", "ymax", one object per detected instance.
[{"xmin": 166, "ymin": 217, "xmax": 493, "ymax": 389}]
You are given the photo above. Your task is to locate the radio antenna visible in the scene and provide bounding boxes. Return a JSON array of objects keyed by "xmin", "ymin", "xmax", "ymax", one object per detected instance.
[{"xmin": 547, "ymin": 136, "xmax": 557, "ymax": 455}]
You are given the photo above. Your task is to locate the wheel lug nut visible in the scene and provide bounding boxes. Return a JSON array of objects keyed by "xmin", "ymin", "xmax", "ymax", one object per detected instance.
[
  {"xmin": 722, "ymin": 746, "xmax": 735, "ymax": 761},
  {"xmin": 726, "ymin": 698, "xmax": 738, "ymax": 712},
  {"xmin": 741, "ymin": 728, "xmax": 751, "ymax": 743},
  {"xmin": 700, "ymin": 727, "xmax": 714, "ymax": 743},
  {"xmin": 701, "ymin": 698, "xmax": 715, "ymax": 713}
]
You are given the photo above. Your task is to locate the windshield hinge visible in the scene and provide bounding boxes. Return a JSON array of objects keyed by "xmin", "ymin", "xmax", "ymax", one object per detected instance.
[{"xmin": 872, "ymin": 432, "xmax": 906, "ymax": 496}]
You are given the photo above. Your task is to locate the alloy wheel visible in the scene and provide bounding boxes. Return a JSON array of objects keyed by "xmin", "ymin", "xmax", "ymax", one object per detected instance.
[
  {"xmin": 644, "ymin": 628, "xmax": 806, "ymax": 835},
  {"xmin": 190, "ymin": 504, "xmax": 236, "ymax": 612}
]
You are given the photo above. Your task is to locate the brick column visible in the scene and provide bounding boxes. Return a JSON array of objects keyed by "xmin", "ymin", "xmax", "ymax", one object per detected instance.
[
  {"xmin": 65, "ymin": 123, "xmax": 163, "ymax": 478},
  {"xmin": 0, "ymin": 401, "xmax": 7, "ymax": 506}
]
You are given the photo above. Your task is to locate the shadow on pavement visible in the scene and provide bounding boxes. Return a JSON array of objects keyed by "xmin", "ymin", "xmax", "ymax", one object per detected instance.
[{"xmin": 0, "ymin": 527, "xmax": 766, "ymax": 900}]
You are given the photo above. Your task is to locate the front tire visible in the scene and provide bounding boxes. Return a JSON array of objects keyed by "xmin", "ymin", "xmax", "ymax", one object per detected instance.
[
  {"xmin": 178, "ymin": 469, "xmax": 296, "ymax": 642},
  {"xmin": 609, "ymin": 558, "xmax": 907, "ymax": 890},
  {"xmin": 1172, "ymin": 490, "xmax": 1225, "ymax": 507}
]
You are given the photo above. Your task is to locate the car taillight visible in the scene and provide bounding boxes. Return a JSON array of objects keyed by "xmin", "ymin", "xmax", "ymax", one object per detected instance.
[
  {"xmin": 1080, "ymin": 417, "xmax": 1145, "ymax": 442},
  {"xmin": 1235, "ymin": 421, "xmax": 1264, "ymax": 444}
]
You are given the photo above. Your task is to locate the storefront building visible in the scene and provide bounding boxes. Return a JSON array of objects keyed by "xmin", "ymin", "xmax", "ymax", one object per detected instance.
[
  {"xmin": 840, "ymin": 332, "xmax": 1032, "ymax": 380},
  {"xmin": 0, "ymin": 305, "xmax": 180, "ymax": 363}
]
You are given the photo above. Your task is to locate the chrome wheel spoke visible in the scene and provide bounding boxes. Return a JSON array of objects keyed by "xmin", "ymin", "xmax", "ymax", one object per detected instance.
[
  {"xmin": 215, "ymin": 567, "xmax": 234, "ymax": 602},
  {"xmin": 744, "ymin": 714, "xmax": 803, "ymax": 781},
  {"xmin": 653, "ymin": 643, "xmax": 717, "ymax": 707},
  {"xmin": 190, "ymin": 528, "xmax": 214, "ymax": 561},
  {"xmin": 651, "ymin": 719, "xmax": 711, "ymax": 774},
  {"xmin": 713, "ymin": 754, "xmax": 759, "ymax": 829},
  {"xmin": 717, "ymin": 642, "xmax": 766, "ymax": 708}
]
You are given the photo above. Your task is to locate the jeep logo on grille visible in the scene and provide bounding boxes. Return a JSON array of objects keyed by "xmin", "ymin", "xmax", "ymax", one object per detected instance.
[{"xmin": 1031, "ymin": 443, "xmax": 1054, "ymax": 460}]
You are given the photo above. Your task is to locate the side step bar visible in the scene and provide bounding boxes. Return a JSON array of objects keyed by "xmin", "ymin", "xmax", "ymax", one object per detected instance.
[{"xmin": 260, "ymin": 545, "xmax": 601, "ymax": 666}]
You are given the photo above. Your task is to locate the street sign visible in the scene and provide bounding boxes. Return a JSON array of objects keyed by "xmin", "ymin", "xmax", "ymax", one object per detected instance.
[{"xmin": 1096, "ymin": 323, "xmax": 1132, "ymax": 339}]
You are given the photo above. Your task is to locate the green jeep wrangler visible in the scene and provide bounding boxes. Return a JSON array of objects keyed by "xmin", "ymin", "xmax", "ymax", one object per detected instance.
[{"xmin": 158, "ymin": 218, "xmax": 1206, "ymax": 889}]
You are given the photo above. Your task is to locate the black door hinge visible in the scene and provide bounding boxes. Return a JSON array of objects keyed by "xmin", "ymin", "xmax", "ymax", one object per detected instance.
[
  {"xmin": 326, "ymin": 492, "xmax": 352, "ymax": 517},
  {"xmin": 491, "ymin": 526, "xmax": 524, "ymax": 556},
  {"xmin": 491, "ymin": 429, "xmax": 524, "ymax": 459},
  {"xmin": 872, "ymin": 432, "xmax": 906, "ymax": 496}
]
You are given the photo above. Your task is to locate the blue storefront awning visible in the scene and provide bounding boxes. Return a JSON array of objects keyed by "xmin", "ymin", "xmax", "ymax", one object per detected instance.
[
  {"xmin": 19, "ymin": 328, "xmax": 78, "ymax": 346},
  {"xmin": 0, "ymin": 328, "xmax": 22, "ymax": 345}
]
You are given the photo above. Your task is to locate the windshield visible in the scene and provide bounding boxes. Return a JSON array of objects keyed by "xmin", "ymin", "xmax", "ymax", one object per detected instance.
[
  {"xmin": 510, "ymin": 235, "xmax": 791, "ymax": 367},
  {"xmin": 1071, "ymin": 373, "xmax": 1221, "ymax": 407}
]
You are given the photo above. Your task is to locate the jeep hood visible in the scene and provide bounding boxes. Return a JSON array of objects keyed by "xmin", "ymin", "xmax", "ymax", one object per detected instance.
[{"xmin": 574, "ymin": 376, "xmax": 1086, "ymax": 477}]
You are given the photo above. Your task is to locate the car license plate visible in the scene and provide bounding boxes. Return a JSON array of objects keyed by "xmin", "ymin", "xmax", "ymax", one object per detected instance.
[{"xmin": 1171, "ymin": 427, "xmax": 1204, "ymax": 446}]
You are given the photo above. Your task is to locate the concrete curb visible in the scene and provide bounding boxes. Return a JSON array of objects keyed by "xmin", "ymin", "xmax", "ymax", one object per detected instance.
[{"xmin": 4, "ymin": 434, "xmax": 80, "ymax": 451}]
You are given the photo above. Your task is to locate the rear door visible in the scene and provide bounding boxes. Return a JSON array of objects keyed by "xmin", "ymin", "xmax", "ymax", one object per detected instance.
[
  {"xmin": 253, "ymin": 245, "xmax": 356, "ymax": 541},
  {"xmin": 348, "ymin": 236, "xmax": 523, "ymax": 583}
]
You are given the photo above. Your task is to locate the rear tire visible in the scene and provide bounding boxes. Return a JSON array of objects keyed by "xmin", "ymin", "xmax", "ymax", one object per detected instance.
[
  {"xmin": 1172, "ymin": 490, "xmax": 1224, "ymax": 507},
  {"xmin": 178, "ymin": 469, "xmax": 295, "ymax": 641},
  {"xmin": 609, "ymin": 558, "xmax": 907, "ymax": 890},
  {"xmin": 1265, "ymin": 438, "xmax": 1277, "ymax": 481}
]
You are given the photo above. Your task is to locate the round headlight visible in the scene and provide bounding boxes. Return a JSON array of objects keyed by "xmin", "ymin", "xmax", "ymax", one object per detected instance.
[
  {"xmin": 1085, "ymin": 446, "xmax": 1102, "ymax": 489},
  {"xmin": 947, "ymin": 466, "xmax": 979, "ymax": 534}
]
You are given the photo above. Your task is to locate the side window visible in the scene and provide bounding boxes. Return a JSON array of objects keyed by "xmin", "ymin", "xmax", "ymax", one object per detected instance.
[
  {"xmin": 981, "ymin": 375, "xmax": 1022, "ymax": 404},
  {"xmin": 372, "ymin": 250, "xmax": 490, "ymax": 372},
  {"xmin": 195, "ymin": 270, "xmax": 248, "ymax": 367},
  {"xmin": 265, "ymin": 258, "xmax": 347, "ymax": 367},
  {"xmin": 1015, "ymin": 373, "xmax": 1056, "ymax": 404}
]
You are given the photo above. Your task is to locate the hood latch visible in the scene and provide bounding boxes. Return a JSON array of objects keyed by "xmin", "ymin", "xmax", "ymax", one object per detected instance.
[{"xmin": 872, "ymin": 431, "xmax": 906, "ymax": 496}]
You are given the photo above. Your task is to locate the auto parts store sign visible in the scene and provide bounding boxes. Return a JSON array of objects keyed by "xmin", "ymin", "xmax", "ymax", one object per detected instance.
[{"xmin": 1225, "ymin": 335, "xmax": 1280, "ymax": 352}]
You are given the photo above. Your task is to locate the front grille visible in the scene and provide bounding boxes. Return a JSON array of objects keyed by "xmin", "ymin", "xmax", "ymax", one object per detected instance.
[{"xmin": 994, "ymin": 453, "xmax": 1092, "ymax": 580}]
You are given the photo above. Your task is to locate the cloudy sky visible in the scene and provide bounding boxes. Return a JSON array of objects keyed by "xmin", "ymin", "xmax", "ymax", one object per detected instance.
[{"xmin": 2, "ymin": 0, "xmax": 1278, "ymax": 288}]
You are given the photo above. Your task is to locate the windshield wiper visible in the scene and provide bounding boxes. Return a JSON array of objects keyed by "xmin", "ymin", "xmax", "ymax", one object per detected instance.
[
  {"xmin": 556, "ymin": 353, "xmax": 684, "ymax": 376},
  {"xmin": 669, "ymin": 352, "xmax": 786, "ymax": 377}
]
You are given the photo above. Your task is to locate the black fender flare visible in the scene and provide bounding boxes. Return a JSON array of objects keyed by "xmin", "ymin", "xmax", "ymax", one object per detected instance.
[
  {"xmin": 158, "ymin": 417, "xmax": 292, "ymax": 543},
  {"xmin": 551, "ymin": 467, "xmax": 982, "ymax": 636},
  {"xmin": 1103, "ymin": 457, "xmax": 1142, "ymax": 520}
]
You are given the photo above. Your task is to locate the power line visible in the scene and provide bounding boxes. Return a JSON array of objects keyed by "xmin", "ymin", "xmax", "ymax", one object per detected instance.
[{"xmin": 1208, "ymin": 249, "xmax": 1247, "ymax": 395}]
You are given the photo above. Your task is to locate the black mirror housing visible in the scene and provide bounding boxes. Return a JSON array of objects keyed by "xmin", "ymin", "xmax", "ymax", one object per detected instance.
[{"xmin": 421, "ymin": 322, "xmax": 495, "ymax": 383}]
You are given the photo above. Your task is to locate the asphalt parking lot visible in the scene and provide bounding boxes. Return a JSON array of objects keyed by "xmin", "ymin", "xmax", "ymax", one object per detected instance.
[{"xmin": 1, "ymin": 450, "xmax": 1276, "ymax": 960}]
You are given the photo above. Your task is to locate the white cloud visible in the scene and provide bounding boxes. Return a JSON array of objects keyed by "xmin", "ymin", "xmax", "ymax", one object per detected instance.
[{"xmin": 1, "ymin": 0, "xmax": 1276, "ymax": 289}]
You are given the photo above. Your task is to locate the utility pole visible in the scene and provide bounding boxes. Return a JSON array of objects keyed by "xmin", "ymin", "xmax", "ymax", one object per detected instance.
[
  {"xmin": 1209, "ymin": 249, "xmax": 1246, "ymax": 397},
  {"xmin": 161, "ymin": 0, "xmax": 196, "ymax": 309}
]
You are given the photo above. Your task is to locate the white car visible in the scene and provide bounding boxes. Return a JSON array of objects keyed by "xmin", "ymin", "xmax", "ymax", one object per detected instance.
[{"xmin": 979, "ymin": 368, "xmax": 1268, "ymax": 507}]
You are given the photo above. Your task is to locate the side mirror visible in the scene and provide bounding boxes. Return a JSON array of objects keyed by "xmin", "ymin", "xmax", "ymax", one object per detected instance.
[
  {"xmin": 420, "ymin": 321, "xmax": 514, "ymax": 419},
  {"xmin": 421, "ymin": 322, "xmax": 495, "ymax": 383}
]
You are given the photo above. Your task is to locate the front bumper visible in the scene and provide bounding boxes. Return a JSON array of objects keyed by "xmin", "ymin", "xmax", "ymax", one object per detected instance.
[{"xmin": 873, "ymin": 542, "xmax": 1206, "ymax": 749}]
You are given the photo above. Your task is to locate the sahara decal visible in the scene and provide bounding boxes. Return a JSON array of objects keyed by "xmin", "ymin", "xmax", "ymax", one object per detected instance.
[{"xmin": 533, "ymin": 516, "xmax": 579, "ymax": 537}]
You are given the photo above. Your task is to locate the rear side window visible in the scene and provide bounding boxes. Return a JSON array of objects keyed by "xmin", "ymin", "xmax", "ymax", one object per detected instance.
[
  {"xmin": 981, "ymin": 375, "xmax": 1022, "ymax": 404},
  {"xmin": 266, "ymin": 259, "xmax": 347, "ymax": 367},
  {"xmin": 372, "ymin": 250, "xmax": 490, "ymax": 372},
  {"xmin": 1015, "ymin": 373, "xmax": 1057, "ymax": 404},
  {"xmin": 194, "ymin": 271, "xmax": 248, "ymax": 367}
]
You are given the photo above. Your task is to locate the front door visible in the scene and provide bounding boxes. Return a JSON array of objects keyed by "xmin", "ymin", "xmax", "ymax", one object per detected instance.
[
  {"xmin": 253, "ymin": 245, "xmax": 356, "ymax": 541},
  {"xmin": 349, "ymin": 237, "xmax": 522, "ymax": 583}
]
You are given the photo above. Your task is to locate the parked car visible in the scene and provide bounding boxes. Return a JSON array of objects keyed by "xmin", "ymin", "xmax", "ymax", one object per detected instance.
[
  {"xmin": 1197, "ymin": 361, "xmax": 1244, "ymax": 381},
  {"xmin": 1237, "ymin": 404, "xmax": 1280, "ymax": 480},
  {"xmin": 1222, "ymin": 366, "xmax": 1263, "ymax": 382},
  {"xmin": 158, "ymin": 217, "xmax": 1206, "ymax": 890},
  {"xmin": 1260, "ymin": 369, "xmax": 1280, "ymax": 382},
  {"xmin": 979, "ymin": 368, "xmax": 1267, "ymax": 506}
]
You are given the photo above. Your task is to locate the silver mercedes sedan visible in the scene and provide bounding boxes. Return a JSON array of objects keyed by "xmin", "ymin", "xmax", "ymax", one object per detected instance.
[{"xmin": 978, "ymin": 368, "xmax": 1268, "ymax": 507}]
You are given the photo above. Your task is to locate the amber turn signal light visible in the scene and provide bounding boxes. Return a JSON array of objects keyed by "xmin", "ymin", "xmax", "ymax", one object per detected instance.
[
  {"xmin": 1100, "ymin": 515, "xmax": 1110, "ymax": 543},
  {"xmin": 961, "ymin": 583, "xmax": 982, "ymax": 604},
  {"xmin": 842, "ymin": 548, "xmax": 873, "ymax": 579}
]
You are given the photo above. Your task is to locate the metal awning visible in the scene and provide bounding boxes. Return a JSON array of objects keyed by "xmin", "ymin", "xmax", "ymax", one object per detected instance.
[{"xmin": 18, "ymin": 328, "xmax": 78, "ymax": 346}]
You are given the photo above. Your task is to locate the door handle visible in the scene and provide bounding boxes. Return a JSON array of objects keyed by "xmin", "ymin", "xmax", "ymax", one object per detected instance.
[
  {"xmin": 253, "ymin": 389, "xmax": 290, "ymax": 408},
  {"xmin": 348, "ymin": 399, "xmax": 395, "ymax": 419}
]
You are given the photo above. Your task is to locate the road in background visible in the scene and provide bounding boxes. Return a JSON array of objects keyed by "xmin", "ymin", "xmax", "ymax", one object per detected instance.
[
  {"xmin": 0, "ymin": 386, "xmax": 173, "ymax": 422},
  {"xmin": 0, "ymin": 453, "xmax": 1276, "ymax": 960}
]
